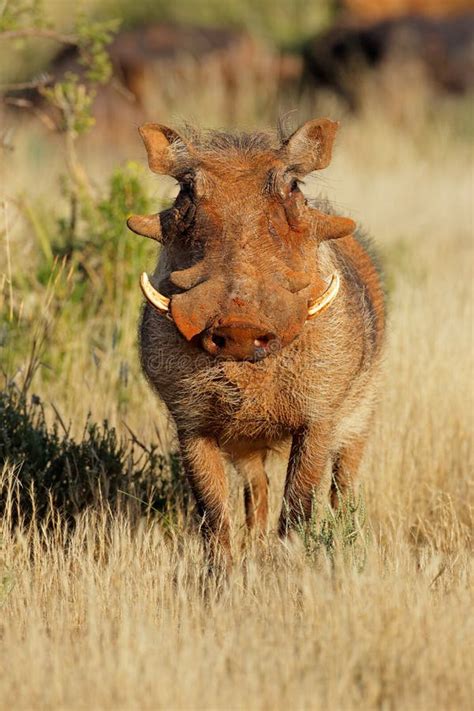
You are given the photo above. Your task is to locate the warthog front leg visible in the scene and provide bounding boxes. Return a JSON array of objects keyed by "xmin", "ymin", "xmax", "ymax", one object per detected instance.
[
  {"xmin": 234, "ymin": 451, "xmax": 269, "ymax": 535},
  {"xmin": 330, "ymin": 433, "xmax": 368, "ymax": 509},
  {"xmin": 179, "ymin": 434, "xmax": 231, "ymax": 567},
  {"xmin": 278, "ymin": 425, "xmax": 331, "ymax": 537}
]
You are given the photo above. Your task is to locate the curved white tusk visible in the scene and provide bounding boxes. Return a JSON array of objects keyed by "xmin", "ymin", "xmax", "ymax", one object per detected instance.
[
  {"xmin": 140, "ymin": 272, "xmax": 170, "ymax": 315},
  {"xmin": 307, "ymin": 271, "xmax": 340, "ymax": 319}
]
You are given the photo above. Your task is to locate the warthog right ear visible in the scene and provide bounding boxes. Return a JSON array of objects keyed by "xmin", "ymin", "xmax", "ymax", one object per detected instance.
[
  {"xmin": 281, "ymin": 118, "xmax": 339, "ymax": 175},
  {"xmin": 311, "ymin": 209, "xmax": 356, "ymax": 241},
  {"xmin": 138, "ymin": 123, "xmax": 195, "ymax": 178}
]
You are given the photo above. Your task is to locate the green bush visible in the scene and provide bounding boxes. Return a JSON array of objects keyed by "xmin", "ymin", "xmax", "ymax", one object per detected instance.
[
  {"xmin": 34, "ymin": 160, "xmax": 156, "ymax": 313},
  {"xmin": 1, "ymin": 160, "xmax": 159, "ymax": 380},
  {"xmin": 297, "ymin": 490, "xmax": 370, "ymax": 571},
  {"xmin": 0, "ymin": 384, "xmax": 186, "ymax": 526}
]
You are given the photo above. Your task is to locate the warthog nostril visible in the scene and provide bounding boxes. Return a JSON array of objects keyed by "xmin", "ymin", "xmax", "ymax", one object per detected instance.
[
  {"xmin": 254, "ymin": 335, "xmax": 270, "ymax": 348},
  {"xmin": 201, "ymin": 324, "xmax": 278, "ymax": 360},
  {"xmin": 211, "ymin": 334, "xmax": 226, "ymax": 349}
]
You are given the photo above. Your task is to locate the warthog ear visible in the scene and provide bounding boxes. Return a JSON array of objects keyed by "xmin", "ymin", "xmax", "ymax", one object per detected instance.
[
  {"xmin": 311, "ymin": 209, "xmax": 356, "ymax": 241},
  {"xmin": 281, "ymin": 118, "xmax": 339, "ymax": 175},
  {"xmin": 127, "ymin": 213, "xmax": 162, "ymax": 241},
  {"xmin": 138, "ymin": 123, "xmax": 194, "ymax": 178}
]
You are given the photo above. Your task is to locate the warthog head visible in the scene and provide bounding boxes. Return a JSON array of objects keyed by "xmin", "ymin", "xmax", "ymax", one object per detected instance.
[{"xmin": 128, "ymin": 119, "xmax": 355, "ymax": 361}]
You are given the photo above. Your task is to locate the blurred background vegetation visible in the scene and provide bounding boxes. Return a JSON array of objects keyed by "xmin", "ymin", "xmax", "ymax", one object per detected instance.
[{"xmin": 0, "ymin": 0, "xmax": 472, "ymax": 522}]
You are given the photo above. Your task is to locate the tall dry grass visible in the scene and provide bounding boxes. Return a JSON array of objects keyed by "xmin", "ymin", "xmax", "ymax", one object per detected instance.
[
  {"xmin": 0, "ymin": 502, "xmax": 471, "ymax": 711},
  {"xmin": 0, "ymin": 97, "xmax": 473, "ymax": 709}
]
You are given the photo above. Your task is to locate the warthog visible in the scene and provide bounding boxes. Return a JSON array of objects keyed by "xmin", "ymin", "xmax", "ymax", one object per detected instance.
[{"xmin": 128, "ymin": 119, "xmax": 385, "ymax": 565}]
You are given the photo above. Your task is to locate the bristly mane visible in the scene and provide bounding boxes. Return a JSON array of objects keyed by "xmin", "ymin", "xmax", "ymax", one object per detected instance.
[{"xmin": 181, "ymin": 125, "xmax": 279, "ymax": 155}]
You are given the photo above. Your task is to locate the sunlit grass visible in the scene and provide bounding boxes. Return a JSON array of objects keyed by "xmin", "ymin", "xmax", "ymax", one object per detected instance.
[{"xmin": 0, "ymin": 70, "xmax": 473, "ymax": 710}]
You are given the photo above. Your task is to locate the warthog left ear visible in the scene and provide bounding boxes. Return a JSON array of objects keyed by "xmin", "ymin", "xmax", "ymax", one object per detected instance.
[
  {"xmin": 311, "ymin": 209, "xmax": 356, "ymax": 241},
  {"xmin": 127, "ymin": 213, "xmax": 162, "ymax": 241},
  {"xmin": 138, "ymin": 123, "xmax": 195, "ymax": 178},
  {"xmin": 281, "ymin": 118, "xmax": 339, "ymax": 175}
]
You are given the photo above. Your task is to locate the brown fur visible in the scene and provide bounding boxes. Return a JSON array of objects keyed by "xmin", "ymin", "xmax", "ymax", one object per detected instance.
[{"xmin": 132, "ymin": 119, "xmax": 385, "ymax": 566}]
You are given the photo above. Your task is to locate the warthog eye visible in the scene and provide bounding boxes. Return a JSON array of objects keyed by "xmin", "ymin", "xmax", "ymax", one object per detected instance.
[
  {"xmin": 178, "ymin": 178, "xmax": 194, "ymax": 196},
  {"xmin": 288, "ymin": 178, "xmax": 304, "ymax": 198}
]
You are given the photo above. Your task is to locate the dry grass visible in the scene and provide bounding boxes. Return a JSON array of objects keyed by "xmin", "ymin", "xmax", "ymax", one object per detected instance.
[
  {"xmin": 0, "ymin": 98, "xmax": 473, "ymax": 709},
  {"xmin": 0, "ymin": 507, "xmax": 471, "ymax": 711}
]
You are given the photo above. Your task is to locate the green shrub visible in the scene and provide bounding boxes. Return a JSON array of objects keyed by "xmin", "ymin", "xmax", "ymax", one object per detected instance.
[
  {"xmin": 0, "ymin": 384, "xmax": 186, "ymax": 526},
  {"xmin": 297, "ymin": 490, "xmax": 370, "ymax": 571},
  {"xmin": 33, "ymin": 160, "xmax": 156, "ymax": 313},
  {"xmin": 1, "ymin": 160, "xmax": 159, "ymax": 378}
]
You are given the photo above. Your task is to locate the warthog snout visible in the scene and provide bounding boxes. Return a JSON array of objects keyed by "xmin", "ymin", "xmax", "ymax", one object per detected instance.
[{"xmin": 200, "ymin": 320, "xmax": 278, "ymax": 361}]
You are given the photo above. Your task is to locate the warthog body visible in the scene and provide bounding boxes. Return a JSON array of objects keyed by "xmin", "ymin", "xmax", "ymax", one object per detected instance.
[{"xmin": 128, "ymin": 119, "xmax": 385, "ymax": 563}]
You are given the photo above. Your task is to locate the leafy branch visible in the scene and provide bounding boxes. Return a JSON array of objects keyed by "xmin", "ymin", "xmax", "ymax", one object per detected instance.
[{"xmin": 1, "ymin": 3, "xmax": 120, "ymax": 218}]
